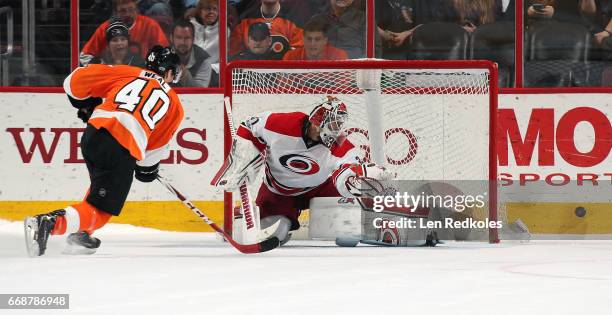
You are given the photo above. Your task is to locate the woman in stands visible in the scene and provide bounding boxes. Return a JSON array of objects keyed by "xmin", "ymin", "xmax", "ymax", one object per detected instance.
[
  {"xmin": 185, "ymin": 0, "xmax": 228, "ymax": 86},
  {"xmin": 186, "ymin": 0, "xmax": 222, "ymax": 65},
  {"xmin": 453, "ymin": 0, "xmax": 497, "ymax": 33}
]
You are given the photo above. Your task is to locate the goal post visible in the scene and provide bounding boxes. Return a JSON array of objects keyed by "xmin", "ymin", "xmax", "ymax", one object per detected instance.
[{"xmin": 223, "ymin": 60, "xmax": 499, "ymax": 243}]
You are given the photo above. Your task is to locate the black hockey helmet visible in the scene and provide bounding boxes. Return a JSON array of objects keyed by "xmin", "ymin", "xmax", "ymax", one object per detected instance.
[{"xmin": 145, "ymin": 45, "xmax": 182, "ymax": 82}]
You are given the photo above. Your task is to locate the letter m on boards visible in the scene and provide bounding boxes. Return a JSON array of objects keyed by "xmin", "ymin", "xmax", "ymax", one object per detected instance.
[{"xmin": 497, "ymin": 108, "xmax": 554, "ymax": 166}]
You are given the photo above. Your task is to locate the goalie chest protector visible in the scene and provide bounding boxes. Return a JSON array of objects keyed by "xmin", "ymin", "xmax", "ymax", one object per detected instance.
[{"xmin": 238, "ymin": 111, "xmax": 361, "ymax": 196}]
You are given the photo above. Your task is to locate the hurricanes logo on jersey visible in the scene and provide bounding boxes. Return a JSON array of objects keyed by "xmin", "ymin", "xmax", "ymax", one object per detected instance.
[{"xmin": 279, "ymin": 154, "xmax": 320, "ymax": 175}]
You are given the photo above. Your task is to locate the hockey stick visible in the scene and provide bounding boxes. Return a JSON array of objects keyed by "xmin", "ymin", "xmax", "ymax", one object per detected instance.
[{"xmin": 157, "ymin": 175, "xmax": 280, "ymax": 254}]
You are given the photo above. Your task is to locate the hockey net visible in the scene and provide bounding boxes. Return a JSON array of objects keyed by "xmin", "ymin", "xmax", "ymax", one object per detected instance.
[{"xmin": 224, "ymin": 60, "xmax": 503, "ymax": 243}]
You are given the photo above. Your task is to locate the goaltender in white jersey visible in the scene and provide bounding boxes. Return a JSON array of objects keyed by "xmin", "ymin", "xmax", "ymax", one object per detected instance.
[{"xmin": 213, "ymin": 96, "xmax": 394, "ymax": 244}]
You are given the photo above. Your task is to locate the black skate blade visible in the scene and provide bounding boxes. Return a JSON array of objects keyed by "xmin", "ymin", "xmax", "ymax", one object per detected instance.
[{"xmin": 23, "ymin": 217, "xmax": 40, "ymax": 257}]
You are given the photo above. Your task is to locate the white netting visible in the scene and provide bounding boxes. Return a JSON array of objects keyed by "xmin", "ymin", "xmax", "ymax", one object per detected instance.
[
  {"xmin": 231, "ymin": 67, "xmax": 491, "ymax": 181},
  {"xmin": 228, "ymin": 63, "xmax": 502, "ymax": 242}
]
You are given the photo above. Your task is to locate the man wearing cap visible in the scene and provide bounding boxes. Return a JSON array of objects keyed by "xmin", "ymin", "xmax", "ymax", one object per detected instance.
[
  {"xmin": 170, "ymin": 19, "xmax": 212, "ymax": 87},
  {"xmin": 229, "ymin": 0, "xmax": 303, "ymax": 57},
  {"xmin": 80, "ymin": 0, "xmax": 169, "ymax": 65},
  {"xmin": 90, "ymin": 21, "xmax": 146, "ymax": 67},
  {"xmin": 231, "ymin": 22, "xmax": 285, "ymax": 61}
]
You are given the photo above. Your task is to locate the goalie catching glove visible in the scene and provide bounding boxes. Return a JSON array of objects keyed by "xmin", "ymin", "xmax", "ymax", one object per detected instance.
[
  {"xmin": 333, "ymin": 163, "xmax": 396, "ymax": 198},
  {"xmin": 211, "ymin": 135, "xmax": 264, "ymax": 190}
]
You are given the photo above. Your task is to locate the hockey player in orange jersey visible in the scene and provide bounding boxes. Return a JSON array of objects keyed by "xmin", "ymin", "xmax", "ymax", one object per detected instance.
[{"xmin": 24, "ymin": 46, "xmax": 185, "ymax": 257}]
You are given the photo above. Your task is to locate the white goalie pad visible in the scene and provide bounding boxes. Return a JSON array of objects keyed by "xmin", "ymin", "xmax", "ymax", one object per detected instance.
[
  {"xmin": 308, "ymin": 197, "xmax": 429, "ymax": 246},
  {"xmin": 308, "ymin": 198, "xmax": 362, "ymax": 240}
]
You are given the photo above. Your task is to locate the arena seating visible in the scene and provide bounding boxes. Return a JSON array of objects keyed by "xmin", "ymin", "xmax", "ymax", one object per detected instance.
[
  {"xmin": 525, "ymin": 21, "xmax": 591, "ymax": 87},
  {"xmin": 470, "ymin": 21, "xmax": 515, "ymax": 88},
  {"xmin": 407, "ymin": 22, "xmax": 469, "ymax": 61}
]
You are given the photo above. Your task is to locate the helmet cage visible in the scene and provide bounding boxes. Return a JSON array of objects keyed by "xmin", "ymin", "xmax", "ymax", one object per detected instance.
[{"xmin": 309, "ymin": 96, "xmax": 348, "ymax": 147}]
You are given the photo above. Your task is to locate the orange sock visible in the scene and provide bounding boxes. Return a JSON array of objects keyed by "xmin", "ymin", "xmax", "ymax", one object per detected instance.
[
  {"xmin": 53, "ymin": 216, "xmax": 67, "ymax": 235},
  {"xmin": 51, "ymin": 201, "xmax": 112, "ymax": 235}
]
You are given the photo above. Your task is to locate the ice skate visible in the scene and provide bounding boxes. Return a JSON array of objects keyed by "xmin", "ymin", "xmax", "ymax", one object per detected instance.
[
  {"xmin": 63, "ymin": 231, "xmax": 101, "ymax": 255},
  {"xmin": 24, "ymin": 209, "xmax": 65, "ymax": 257}
]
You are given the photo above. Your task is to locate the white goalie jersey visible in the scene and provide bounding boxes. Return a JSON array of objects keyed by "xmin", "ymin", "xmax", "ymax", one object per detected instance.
[{"xmin": 236, "ymin": 111, "xmax": 362, "ymax": 196}]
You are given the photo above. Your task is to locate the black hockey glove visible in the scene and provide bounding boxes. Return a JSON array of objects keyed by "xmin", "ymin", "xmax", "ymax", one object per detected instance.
[
  {"xmin": 67, "ymin": 95, "xmax": 103, "ymax": 123},
  {"xmin": 77, "ymin": 106, "xmax": 95, "ymax": 123},
  {"xmin": 135, "ymin": 163, "xmax": 159, "ymax": 183}
]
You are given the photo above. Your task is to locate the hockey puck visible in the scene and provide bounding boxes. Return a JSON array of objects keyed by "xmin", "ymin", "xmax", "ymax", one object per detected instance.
[
  {"xmin": 575, "ymin": 206, "xmax": 586, "ymax": 217},
  {"xmin": 335, "ymin": 236, "xmax": 360, "ymax": 247}
]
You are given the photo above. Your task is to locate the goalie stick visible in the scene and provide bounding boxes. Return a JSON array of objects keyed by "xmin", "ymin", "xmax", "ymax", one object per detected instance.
[{"xmin": 157, "ymin": 175, "xmax": 280, "ymax": 254}]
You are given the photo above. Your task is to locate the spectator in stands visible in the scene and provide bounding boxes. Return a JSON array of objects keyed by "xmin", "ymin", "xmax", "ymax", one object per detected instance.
[
  {"xmin": 411, "ymin": 0, "xmax": 496, "ymax": 32},
  {"xmin": 314, "ymin": 0, "xmax": 366, "ymax": 59},
  {"xmin": 231, "ymin": 22, "xmax": 285, "ymax": 60},
  {"xmin": 376, "ymin": 0, "xmax": 417, "ymax": 59},
  {"xmin": 495, "ymin": 0, "xmax": 516, "ymax": 21},
  {"xmin": 80, "ymin": 0, "xmax": 169, "ymax": 65},
  {"xmin": 185, "ymin": 0, "xmax": 226, "ymax": 86},
  {"xmin": 171, "ymin": 19, "xmax": 212, "ymax": 87},
  {"xmin": 186, "ymin": 0, "xmax": 221, "ymax": 65},
  {"xmin": 588, "ymin": 1, "xmax": 612, "ymax": 59},
  {"xmin": 90, "ymin": 21, "xmax": 146, "ymax": 67},
  {"xmin": 229, "ymin": 0, "xmax": 304, "ymax": 57},
  {"xmin": 454, "ymin": 0, "xmax": 497, "ymax": 33},
  {"xmin": 526, "ymin": 0, "xmax": 555, "ymax": 23},
  {"xmin": 283, "ymin": 16, "xmax": 348, "ymax": 60},
  {"xmin": 526, "ymin": 0, "xmax": 594, "ymax": 26}
]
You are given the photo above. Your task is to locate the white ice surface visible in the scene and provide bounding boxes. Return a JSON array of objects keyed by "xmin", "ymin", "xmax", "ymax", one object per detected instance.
[{"xmin": 2, "ymin": 219, "xmax": 612, "ymax": 315}]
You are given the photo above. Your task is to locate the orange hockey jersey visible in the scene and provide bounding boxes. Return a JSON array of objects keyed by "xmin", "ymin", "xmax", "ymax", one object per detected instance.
[{"xmin": 63, "ymin": 64, "xmax": 184, "ymax": 166}]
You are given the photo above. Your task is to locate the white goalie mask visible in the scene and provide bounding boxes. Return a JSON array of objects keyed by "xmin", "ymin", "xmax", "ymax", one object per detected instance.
[{"xmin": 308, "ymin": 96, "xmax": 349, "ymax": 148}]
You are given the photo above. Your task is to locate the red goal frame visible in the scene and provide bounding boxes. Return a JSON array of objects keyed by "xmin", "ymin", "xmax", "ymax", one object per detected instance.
[{"xmin": 223, "ymin": 60, "xmax": 499, "ymax": 243}]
